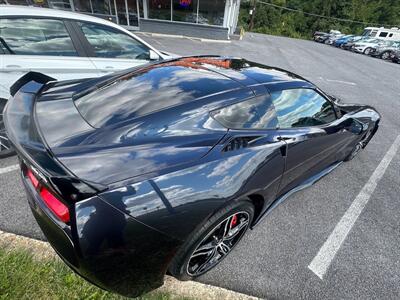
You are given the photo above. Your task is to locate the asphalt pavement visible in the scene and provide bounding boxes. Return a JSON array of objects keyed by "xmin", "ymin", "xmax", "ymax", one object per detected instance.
[{"xmin": 1, "ymin": 32, "xmax": 399, "ymax": 299}]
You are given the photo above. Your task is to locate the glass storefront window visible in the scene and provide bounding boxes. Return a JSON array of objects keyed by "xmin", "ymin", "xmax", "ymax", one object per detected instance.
[
  {"xmin": 73, "ymin": 0, "xmax": 91, "ymax": 13},
  {"xmin": 198, "ymin": 0, "xmax": 225, "ymax": 26},
  {"xmin": 115, "ymin": 0, "xmax": 129, "ymax": 25},
  {"xmin": 2, "ymin": 0, "xmax": 229, "ymax": 29},
  {"xmin": 48, "ymin": 0, "xmax": 72, "ymax": 10},
  {"xmin": 172, "ymin": 0, "xmax": 198, "ymax": 23},
  {"xmin": 148, "ymin": 0, "xmax": 171, "ymax": 21},
  {"xmin": 74, "ymin": 0, "xmax": 116, "ymax": 22},
  {"xmin": 127, "ymin": 0, "xmax": 140, "ymax": 26},
  {"xmin": 6, "ymin": 0, "xmax": 49, "ymax": 6}
]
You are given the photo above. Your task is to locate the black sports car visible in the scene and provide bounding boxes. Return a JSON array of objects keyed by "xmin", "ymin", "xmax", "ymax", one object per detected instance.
[{"xmin": 4, "ymin": 57, "xmax": 380, "ymax": 297}]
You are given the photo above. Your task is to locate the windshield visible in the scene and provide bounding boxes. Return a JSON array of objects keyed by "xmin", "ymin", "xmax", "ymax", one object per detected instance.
[{"xmin": 362, "ymin": 29, "xmax": 372, "ymax": 36}]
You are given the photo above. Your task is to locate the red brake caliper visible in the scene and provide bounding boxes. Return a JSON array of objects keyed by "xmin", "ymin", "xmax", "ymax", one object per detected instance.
[{"xmin": 230, "ymin": 214, "xmax": 238, "ymax": 228}]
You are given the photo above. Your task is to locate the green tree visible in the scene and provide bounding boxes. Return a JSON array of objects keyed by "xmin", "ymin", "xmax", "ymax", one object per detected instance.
[{"xmin": 239, "ymin": 0, "xmax": 400, "ymax": 39}]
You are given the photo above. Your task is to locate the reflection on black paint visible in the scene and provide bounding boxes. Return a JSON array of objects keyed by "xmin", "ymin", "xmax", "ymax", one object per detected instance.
[
  {"xmin": 75, "ymin": 63, "xmax": 241, "ymax": 127},
  {"xmin": 80, "ymin": 194, "xmax": 130, "ymax": 255}
]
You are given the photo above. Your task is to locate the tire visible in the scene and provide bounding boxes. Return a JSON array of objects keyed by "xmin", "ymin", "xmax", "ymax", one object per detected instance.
[
  {"xmin": 364, "ymin": 47, "xmax": 372, "ymax": 55},
  {"xmin": 169, "ymin": 200, "xmax": 254, "ymax": 280},
  {"xmin": 380, "ymin": 51, "xmax": 390, "ymax": 60},
  {"xmin": 0, "ymin": 98, "xmax": 16, "ymax": 159}
]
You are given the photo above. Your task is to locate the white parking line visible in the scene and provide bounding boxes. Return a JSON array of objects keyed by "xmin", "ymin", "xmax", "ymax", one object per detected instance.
[
  {"xmin": 308, "ymin": 134, "xmax": 400, "ymax": 280},
  {"xmin": 325, "ymin": 79, "xmax": 357, "ymax": 86},
  {"xmin": 0, "ymin": 164, "xmax": 19, "ymax": 175}
]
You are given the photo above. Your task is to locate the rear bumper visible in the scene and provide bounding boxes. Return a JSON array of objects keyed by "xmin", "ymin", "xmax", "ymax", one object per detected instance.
[
  {"xmin": 23, "ymin": 169, "xmax": 78, "ymax": 266},
  {"xmin": 21, "ymin": 170, "xmax": 181, "ymax": 297}
]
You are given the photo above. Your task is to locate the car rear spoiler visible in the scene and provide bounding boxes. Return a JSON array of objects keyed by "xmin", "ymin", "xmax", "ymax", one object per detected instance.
[
  {"xmin": 10, "ymin": 72, "xmax": 55, "ymax": 97},
  {"xmin": 5, "ymin": 73, "xmax": 107, "ymax": 204}
]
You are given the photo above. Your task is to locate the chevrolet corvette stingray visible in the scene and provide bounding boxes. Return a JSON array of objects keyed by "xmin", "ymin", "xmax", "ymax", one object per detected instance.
[{"xmin": 4, "ymin": 56, "xmax": 380, "ymax": 297}]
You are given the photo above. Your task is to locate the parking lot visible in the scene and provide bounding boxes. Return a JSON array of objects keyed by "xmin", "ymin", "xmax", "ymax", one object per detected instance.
[{"xmin": 1, "ymin": 32, "xmax": 399, "ymax": 299}]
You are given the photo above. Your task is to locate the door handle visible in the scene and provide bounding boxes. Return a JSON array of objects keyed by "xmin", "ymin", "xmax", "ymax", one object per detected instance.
[
  {"xmin": 277, "ymin": 136, "xmax": 295, "ymax": 141},
  {"xmin": 5, "ymin": 65, "xmax": 21, "ymax": 68},
  {"xmin": 105, "ymin": 66, "xmax": 114, "ymax": 69}
]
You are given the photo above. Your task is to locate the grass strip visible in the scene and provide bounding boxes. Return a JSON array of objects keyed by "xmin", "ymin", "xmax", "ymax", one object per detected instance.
[{"xmin": 0, "ymin": 247, "xmax": 191, "ymax": 300}]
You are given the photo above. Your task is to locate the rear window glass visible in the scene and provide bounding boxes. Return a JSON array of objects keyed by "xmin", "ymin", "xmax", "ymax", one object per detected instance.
[
  {"xmin": 74, "ymin": 64, "xmax": 240, "ymax": 127},
  {"xmin": 212, "ymin": 95, "xmax": 278, "ymax": 129}
]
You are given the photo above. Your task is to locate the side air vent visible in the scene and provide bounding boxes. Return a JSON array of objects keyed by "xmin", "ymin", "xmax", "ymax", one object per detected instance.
[{"xmin": 223, "ymin": 136, "xmax": 260, "ymax": 152}]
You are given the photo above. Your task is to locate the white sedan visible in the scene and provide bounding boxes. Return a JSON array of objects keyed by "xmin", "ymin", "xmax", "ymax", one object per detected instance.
[
  {"xmin": 0, "ymin": 5, "xmax": 173, "ymax": 101},
  {"xmin": 0, "ymin": 5, "xmax": 174, "ymax": 157}
]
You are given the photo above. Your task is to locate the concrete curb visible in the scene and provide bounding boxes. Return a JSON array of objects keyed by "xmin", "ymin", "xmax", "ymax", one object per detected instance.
[
  {"xmin": 0, "ymin": 230, "xmax": 260, "ymax": 300},
  {"xmin": 136, "ymin": 32, "xmax": 232, "ymax": 43}
]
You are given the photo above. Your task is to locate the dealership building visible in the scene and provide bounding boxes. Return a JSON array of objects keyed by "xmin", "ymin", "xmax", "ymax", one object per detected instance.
[{"xmin": 2, "ymin": 0, "xmax": 242, "ymax": 39}]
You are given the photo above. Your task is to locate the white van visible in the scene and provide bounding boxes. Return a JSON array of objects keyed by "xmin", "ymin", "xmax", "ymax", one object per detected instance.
[{"xmin": 362, "ymin": 27, "xmax": 400, "ymax": 41}]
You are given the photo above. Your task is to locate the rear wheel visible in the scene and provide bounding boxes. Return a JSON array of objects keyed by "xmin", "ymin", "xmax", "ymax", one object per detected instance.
[
  {"xmin": 380, "ymin": 51, "xmax": 390, "ymax": 60},
  {"xmin": 169, "ymin": 200, "xmax": 254, "ymax": 280},
  {"xmin": 0, "ymin": 99, "xmax": 15, "ymax": 159}
]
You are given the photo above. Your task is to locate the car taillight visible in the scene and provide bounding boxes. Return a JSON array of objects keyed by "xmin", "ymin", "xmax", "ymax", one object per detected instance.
[
  {"xmin": 27, "ymin": 169, "xmax": 39, "ymax": 189},
  {"xmin": 26, "ymin": 168, "xmax": 70, "ymax": 223},
  {"xmin": 40, "ymin": 187, "xmax": 70, "ymax": 223}
]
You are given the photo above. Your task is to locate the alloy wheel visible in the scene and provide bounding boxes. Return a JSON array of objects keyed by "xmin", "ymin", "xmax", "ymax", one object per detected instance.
[
  {"xmin": 187, "ymin": 211, "xmax": 250, "ymax": 277},
  {"xmin": 381, "ymin": 52, "xmax": 390, "ymax": 60}
]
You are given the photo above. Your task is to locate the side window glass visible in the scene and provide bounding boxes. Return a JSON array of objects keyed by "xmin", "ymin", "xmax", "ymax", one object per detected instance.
[
  {"xmin": 212, "ymin": 95, "xmax": 278, "ymax": 129},
  {"xmin": 78, "ymin": 22, "xmax": 150, "ymax": 60},
  {"xmin": 271, "ymin": 89, "xmax": 336, "ymax": 128},
  {"xmin": 0, "ymin": 18, "xmax": 77, "ymax": 56},
  {"xmin": 379, "ymin": 32, "xmax": 388, "ymax": 38}
]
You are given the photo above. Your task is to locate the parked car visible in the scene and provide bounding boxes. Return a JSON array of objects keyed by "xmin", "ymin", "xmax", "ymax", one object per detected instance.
[
  {"xmin": 333, "ymin": 35, "xmax": 354, "ymax": 47},
  {"xmin": 341, "ymin": 36, "xmax": 364, "ymax": 50},
  {"xmin": 369, "ymin": 41, "xmax": 400, "ymax": 59},
  {"xmin": 353, "ymin": 38, "xmax": 384, "ymax": 54},
  {"xmin": 0, "ymin": 100, "xmax": 12, "ymax": 158},
  {"xmin": 0, "ymin": 5, "xmax": 172, "ymax": 158},
  {"xmin": 4, "ymin": 56, "xmax": 380, "ymax": 298},
  {"xmin": 325, "ymin": 34, "xmax": 345, "ymax": 45},
  {"xmin": 0, "ymin": 5, "xmax": 170, "ymax": 101},
  {"xmin": 314, "ymin": 30, "xmax": 341, "ymax": 43},
  {"xmin": 313, "ymin": 31, "xmax": 327, "ymax": 41},
  {"xmin": 390, "ymin": 48, "xmax": 400, "ymax": 63},
  {"xmin": 314, "ymin": 33, "xmax": 331, "ymax": 43}
]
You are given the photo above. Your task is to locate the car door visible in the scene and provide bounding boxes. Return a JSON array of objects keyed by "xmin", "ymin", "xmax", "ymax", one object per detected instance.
[
  {"xmin": 269, "ymin": 87, "xmax": 356, "ymax": 197},
  {"xmin": 212, "ymin": 94, "xmax": 286, "ymax": 210},
  {"xmin": 0, "ymin": 17, "xmax": 98, "ymax": 99},
  {"xmin": 73, "ymin": 21, "xmax": 154, "ymax": 74}
]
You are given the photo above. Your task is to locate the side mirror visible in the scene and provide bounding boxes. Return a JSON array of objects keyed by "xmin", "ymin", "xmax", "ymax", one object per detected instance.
[
  {"xmin": 149, "ymin": 50, "xmax": 160, "ymax": 61},
  {"xmin": 346, "ymin": 119, "xmax": 364, "ymax": 135},
  {"xmin": 328, "ymin": 94, "xmax": 341, "ymax": 103}
]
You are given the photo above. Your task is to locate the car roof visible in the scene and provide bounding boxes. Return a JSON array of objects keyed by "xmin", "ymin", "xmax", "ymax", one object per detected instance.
[
  {"xmin": 69, "ymin": 56, "xmax": 312, "ymax": 127},
  {"xmin": 1, "ymin": 5, "xmax": 126, "ymax": 31}
]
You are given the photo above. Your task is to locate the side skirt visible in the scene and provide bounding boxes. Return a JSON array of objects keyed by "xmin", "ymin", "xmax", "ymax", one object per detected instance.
[{"xmin": 252, "ymin": 161, "xmax": 343, "ymax": 227}]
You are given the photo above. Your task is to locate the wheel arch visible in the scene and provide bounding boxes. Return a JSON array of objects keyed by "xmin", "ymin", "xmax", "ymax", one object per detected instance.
[{"xmin": 247, "ymin": 193, "xmax": 265, "ymax": 227}]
